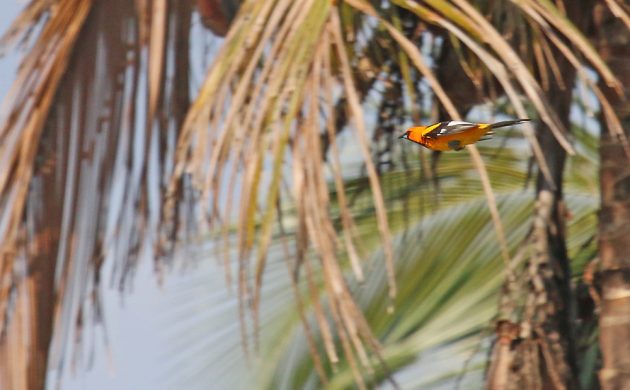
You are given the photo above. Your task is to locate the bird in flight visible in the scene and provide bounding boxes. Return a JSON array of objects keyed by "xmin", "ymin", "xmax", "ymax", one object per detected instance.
[{"xmin": 399, "ymin": 119, "xmax": 531, "ymax": 151}]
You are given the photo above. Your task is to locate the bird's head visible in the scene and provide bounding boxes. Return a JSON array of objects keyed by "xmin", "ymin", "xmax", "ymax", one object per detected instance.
[
  {"xmin": 399, "ymin": 127, "xmax": 425, "ymax": 141},
  {"xmin": 398, "ymin": 130, "xmax": 411, "ymax": 140}
]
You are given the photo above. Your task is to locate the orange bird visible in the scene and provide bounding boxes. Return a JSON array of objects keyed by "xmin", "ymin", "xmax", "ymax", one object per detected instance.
[{"xmin": 399, "ymin": 119, "xmax": 531, "ymax": 151}]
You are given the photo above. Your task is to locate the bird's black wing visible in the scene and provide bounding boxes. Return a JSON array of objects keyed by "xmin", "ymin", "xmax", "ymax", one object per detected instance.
[{"xmin": 423, "ymin": 121, "xmax": 478, "ymax": 139}]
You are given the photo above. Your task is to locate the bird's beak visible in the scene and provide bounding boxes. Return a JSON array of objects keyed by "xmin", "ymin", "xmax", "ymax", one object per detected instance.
[{"xmin": 398, "ymin": 133, "xmax": 407, "ymax": 139}]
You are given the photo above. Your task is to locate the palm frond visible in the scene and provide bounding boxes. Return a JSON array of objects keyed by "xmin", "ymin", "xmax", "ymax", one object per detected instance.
[
  {"xmin": 166, "ymin": 181, "xmax": 596, "ymax": 389},
  {"xmin": 0, "ymin": 1, "xmax": 195, "ymax": 387}
]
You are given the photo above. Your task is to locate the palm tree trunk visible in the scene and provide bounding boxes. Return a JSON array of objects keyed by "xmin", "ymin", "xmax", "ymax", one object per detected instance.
[
  {"xmin": 594, "ymin": 4, "xmax": 630, "ymax": 388},
  {"xmin": 486, "ymin": 3, "xmax": 599, "ymax": 387},
  {"xmin": 486, "ymin": 66, "xmax": 578, "ymax": 390}
]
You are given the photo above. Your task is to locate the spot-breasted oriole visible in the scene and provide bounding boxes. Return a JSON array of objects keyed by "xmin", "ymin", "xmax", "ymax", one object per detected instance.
[{"xmin": 398, "ymin": 119, "xmax": 531, "ymax": 151}]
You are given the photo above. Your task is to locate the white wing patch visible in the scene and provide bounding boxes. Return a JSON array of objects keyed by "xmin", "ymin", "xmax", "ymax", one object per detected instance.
[
  {"xmin": 447, "ymin": 121, "xmax": 475, "ymax": 126},
  {"xmin": 426, "ymin": 121, "xmax": 477, "ymax": 138},
  {"xmin": 439, "ymin": 121, "xmax": 476, "ymax": 134}
]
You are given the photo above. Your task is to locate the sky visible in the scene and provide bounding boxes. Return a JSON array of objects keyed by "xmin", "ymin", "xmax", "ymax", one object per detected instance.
[{"xmin": 0, "ymin": 2, "xmax": 19, "ymax": 97}]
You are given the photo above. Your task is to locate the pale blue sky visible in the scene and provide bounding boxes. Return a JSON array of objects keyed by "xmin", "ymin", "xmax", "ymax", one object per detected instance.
[{"xmin": 0, "ymin": 2, "xmax": 20, "ymax": 97}]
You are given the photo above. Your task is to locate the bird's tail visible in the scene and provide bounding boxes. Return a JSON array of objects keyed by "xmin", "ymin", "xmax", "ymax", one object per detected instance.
[{"xmin": 489, "ymin": 119, "xmax": 531, "ymax": 129}]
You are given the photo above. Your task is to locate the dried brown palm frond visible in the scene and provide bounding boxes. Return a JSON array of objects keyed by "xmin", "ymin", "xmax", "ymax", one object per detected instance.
[
  {"xmin": 0, "ymin": 0, "xmax": 195, "ymax": 388},
  {"xmin": 166, "ymin": 1, "xmax": 398, "ymax": 384},
  {"xmin": 1, "ymin": 3, "xmax": 94, "ymax": 386}
]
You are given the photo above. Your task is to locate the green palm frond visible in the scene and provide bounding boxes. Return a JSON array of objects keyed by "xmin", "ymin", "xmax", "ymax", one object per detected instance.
[
  {"xmin": 162, "ymin": 127, "xmax": 598, "ymax": 388},
  {"xmin": 162, "ymin": 170, "xmax": 598, "ymax": 390},
  {"xmin": 262, "ymin": 139, "xmax": 597, "ymax": 389}
]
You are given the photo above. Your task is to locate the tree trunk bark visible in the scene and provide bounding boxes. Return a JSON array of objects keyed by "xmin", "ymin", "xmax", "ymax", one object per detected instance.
[
  {"xmin": 486, "ymin": 3, "xmax": 598, "ymax": 387},
  {"xmin": 486, "ymin": 65, "xmax": 578, "ymax": 390},
  {"xmin": 594, "ymin": 4, "xmax": 630, "ymax": 389}
]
